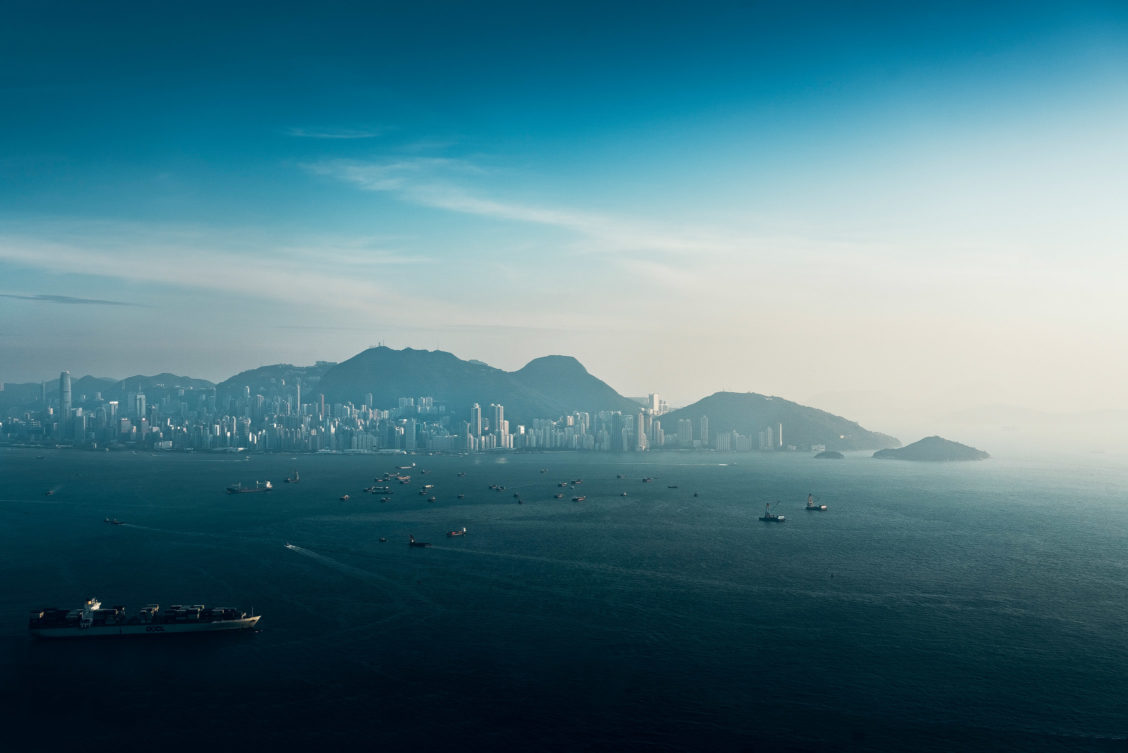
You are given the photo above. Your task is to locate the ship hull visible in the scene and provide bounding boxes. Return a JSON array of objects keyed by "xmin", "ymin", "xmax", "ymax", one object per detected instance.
[{"xmin": 30, "ymin": 615, "xmax": 259, "ymax": 639}]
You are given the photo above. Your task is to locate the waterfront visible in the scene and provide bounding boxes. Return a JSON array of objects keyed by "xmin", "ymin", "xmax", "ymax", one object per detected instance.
[{"xmin": 1, "ymin": 448, "xmax": 1125, "ymax": 751}]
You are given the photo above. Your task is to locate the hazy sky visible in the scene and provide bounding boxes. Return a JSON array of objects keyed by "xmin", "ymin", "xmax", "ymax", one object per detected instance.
[{"xmin": 2, "ymin": 2, "xmax": 1126, "ymax": 436}]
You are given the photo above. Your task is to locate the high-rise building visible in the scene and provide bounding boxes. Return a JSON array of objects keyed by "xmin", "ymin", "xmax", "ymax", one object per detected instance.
[
  {"xmin": 490, "ymin": 403, "xmax": 504, "ymax": 439},
  {"xmin": 470, "ymin": 403, "xmax": 482, "ymax": 437},
  {"xmin": 59, "ymin": 371, "xmax": 72, "ymax": 413},
  {"xmin": 404, "ymin": 419, "xmax": 417, "ymax": 451},
  {"xmin": 699, "ymin": 415, "xmax": 709, "ymax": 448}
]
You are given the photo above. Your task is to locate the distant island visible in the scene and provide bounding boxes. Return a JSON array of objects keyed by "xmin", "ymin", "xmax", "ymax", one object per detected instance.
[
  {"xmin": 873, "ymin": 436, "xmax": 989, "ymax": 462},
  {"xmin": 814, "ymin": 450, "xmax": 844, "ymax": 459}
]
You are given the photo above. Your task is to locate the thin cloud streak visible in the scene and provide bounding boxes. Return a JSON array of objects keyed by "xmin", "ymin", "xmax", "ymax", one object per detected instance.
[
  {"xmin": 285, "ymin": 126, "xmax": 389, "ymax": 140},
  {"xmin": 306, "ymin": 158, "xmax": 743, "ymax": 257},
  {"xmin": 0, "ymin": 231, "xmax": 441, "ymax": 321},
  {"xmin": 0, "ymin": 293, "xmax": 140, "ymax": 306}
]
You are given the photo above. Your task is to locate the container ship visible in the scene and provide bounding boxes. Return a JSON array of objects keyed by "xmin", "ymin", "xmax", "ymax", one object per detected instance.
[
  {"xmin": 226, "ymin": 481, "xmax": 272, "ymax": 494},
  {"xmin": 28, "ymin": 598, "xmax": 260, "ymax": 638}
]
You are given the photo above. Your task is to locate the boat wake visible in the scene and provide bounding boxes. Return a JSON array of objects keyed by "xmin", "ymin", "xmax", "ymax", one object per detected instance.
[{"xmin": 282, "ymin": 543, "xmax": 438, "ymax": 609}]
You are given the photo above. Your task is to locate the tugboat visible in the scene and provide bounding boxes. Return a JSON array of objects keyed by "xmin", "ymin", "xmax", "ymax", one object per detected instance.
[
  {"xmin": 446, "ymin": 527, "xmax": 467, "ymax": 537},
  {"xmin": 408, "ymin": 535, "xmax": 431, "ymax": 548},
  {"xmin": 805, "ymin": 493, "xmax": 827, "ymax": 511},
  {"xmin": 759, "ymin": 502, "xmax": 785, "ymax": 522}
]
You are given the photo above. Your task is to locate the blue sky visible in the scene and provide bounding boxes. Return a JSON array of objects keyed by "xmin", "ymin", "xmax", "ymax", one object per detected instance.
[{"xmin": 2, "ymin": 1, "xmax": 1126, "ymax": 439}]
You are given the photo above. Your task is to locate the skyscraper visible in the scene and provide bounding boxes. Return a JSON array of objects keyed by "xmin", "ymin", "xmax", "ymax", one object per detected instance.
[
  {"xmin": 490, "ymin": 403, "xmax": 504, "ymax": 439},
  {"xmin": 470, "ymin": 403, "xmax": 482, "ymax": 437},
  {"xmin": 59, "ymin": 371, "xmax": 72, "ymax": 413}
]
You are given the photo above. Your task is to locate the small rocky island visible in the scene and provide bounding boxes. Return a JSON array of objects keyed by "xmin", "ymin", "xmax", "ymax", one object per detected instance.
[
  {"xmin": 814, "ymin": 450, "xmax": 844, "ymax": 459},
  {"xmin": 873, "ymin": 436, "xmax": 989, "ymax": 462}
]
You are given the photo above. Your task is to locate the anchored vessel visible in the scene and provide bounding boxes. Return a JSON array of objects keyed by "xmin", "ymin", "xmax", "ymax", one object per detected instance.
[
  {"xmin": 29, "ymin": 598, "xmax": 260, "ymax": 639},
  {"xmin": 759, "ymin": 502, "xmax": 785, "ymax": 522},
  {"xmin": 226, "ymin": 481, "xmax": 272, "ymax": 494},
  {"xmin": 805, "ymin": 493, "xmax": 827, "ymax": 511}
]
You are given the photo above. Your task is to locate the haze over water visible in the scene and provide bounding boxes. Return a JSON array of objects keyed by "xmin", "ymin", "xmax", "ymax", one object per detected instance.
[{"xmin": 2, "ymin": 448, "xmax": 1125, "ymax": 751}]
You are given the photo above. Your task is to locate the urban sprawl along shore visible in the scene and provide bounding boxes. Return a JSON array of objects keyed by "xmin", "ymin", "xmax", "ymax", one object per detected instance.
[{"xmin": 0, "ymin": 371, "xmax": 797, "ymax": 454}]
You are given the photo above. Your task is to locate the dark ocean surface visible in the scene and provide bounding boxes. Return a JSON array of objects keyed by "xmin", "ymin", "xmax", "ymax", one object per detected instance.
[{"xmin": 1, "ymin": 448, "xmax": 1125, "ymax": 752}]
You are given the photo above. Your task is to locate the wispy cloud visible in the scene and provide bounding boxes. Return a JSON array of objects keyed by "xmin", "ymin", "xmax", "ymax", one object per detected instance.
[
  {"xmin": 304, "ymin": 158, "xmax": 741, "ymax": 257},
  {"xmin": 0, "ymin": 293, "xmax": 140, "ymax": 306},
  {"xmin": 285, "ymin": 126, "xmax": 388, "ymax": 140},
  {"xmin": 0, "ymin": 224, "xmax": 446, "ymax": 320}
]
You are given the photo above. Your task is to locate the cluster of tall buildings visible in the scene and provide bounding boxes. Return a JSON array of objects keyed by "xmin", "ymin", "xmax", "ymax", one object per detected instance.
[{"xmin": 1, "ymin": 375, "xmax": 791, "ymax": 454}]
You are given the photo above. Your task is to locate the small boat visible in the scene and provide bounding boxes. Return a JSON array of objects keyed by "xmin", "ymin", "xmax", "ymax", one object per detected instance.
[
  {"xmin": 45, "ymin": 489, "xmax": 54, "ymax": 496},
  {"xmin": 340, "ymin": 494, "xmax": 350, "ymax": 501},
  {"xmin": 457, "ymin": 494, "xmax": 465, "ymax": 499},
  {"xmin": 642, "ymin": 477, "xmax": 652, "ymax": 483},
  {"xmin": 572, "ymin": 496, "xmax": 586, "ymax": 502},
  {"xmin": 428, "ymin": 496, "xmax": 437, "ymax": 503},
  {"xmin": 378, "ymin": 537, "xmax": 387, "ymax": 543},
  {"xmin": 284, "ymin": 470, "xmax": 300, "ymax": 484},
  {"xmin": 446, "ymin": 527, "xmax": 467, "ymax": 537},
  {"xmin": 554, "ymin": 493, "xmax": 564, "ymax": 499},
  {"xmin": 380, "ymin": 497, "xmax": 390, "ymax": 503},
  {"xmin": 104, "ymin": 518, "xmax": 124, "ymax": 526},
  {"xmin": 408, "ymin": 535, "xmax": 430, "ymax": 548},
  {"xmin": 805, "ymin": 493, "xmax": 827, "ymax": 511},
  {"xmin": 667, "ymin": 485, "xmax": 678, "ymax": 489},
  {"xmin": 759, "ymin": 502, "xmax": 785, "ymax": 522},
  {"xmin": 621, "ymin": 492, "xmax": 628, "ymax": 496},
  {"xmin": 540, "ymin": 468, "xmax": 547, "ymax": 474}
]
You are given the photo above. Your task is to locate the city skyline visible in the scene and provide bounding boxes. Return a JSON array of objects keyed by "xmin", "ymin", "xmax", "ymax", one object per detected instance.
[{"xmin": 2, "ymin": 3, "xmax": 1126, "ymax": 447}]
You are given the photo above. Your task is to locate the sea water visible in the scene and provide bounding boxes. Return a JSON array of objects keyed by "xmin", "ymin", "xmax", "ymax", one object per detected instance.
[{"xmin": 0, "ymin": 448, "xmax": 1125, "ymax": 751}]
